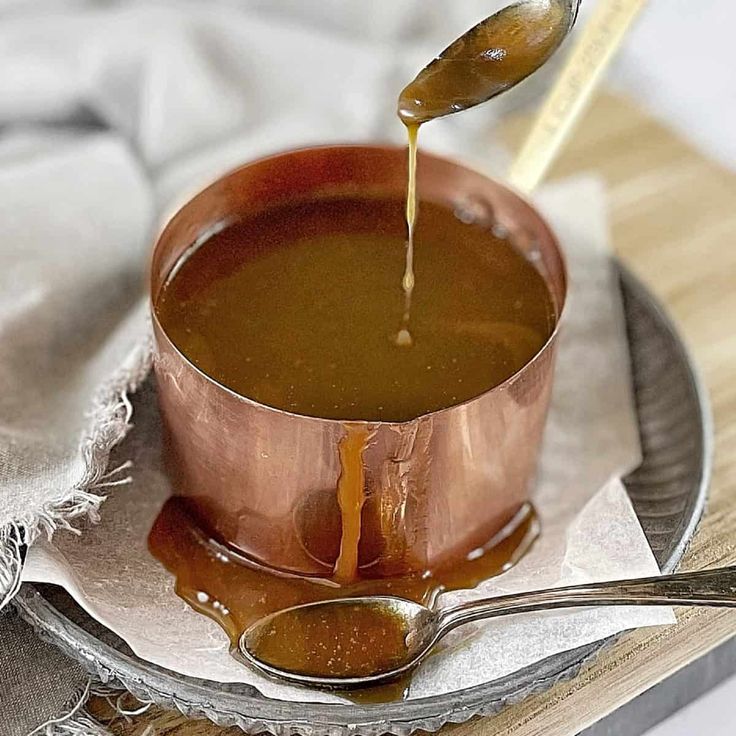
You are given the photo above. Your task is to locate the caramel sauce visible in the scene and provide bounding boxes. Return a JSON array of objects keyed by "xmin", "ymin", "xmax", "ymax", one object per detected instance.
[
  {"xmin": 155, "ymin": 197, "xmax": 554, "ymax": 422},
  {"xmin": 397, "ymin": 123, "xmax": 419, "ymax": 346},
  {"xmin": 246, "ymin": 602, "xmax": 411, "ymax": 680},
  {"xmin": 333, "ymin": 427, "xmax": 371, "ymax": 582},
  {"xmin": 397, "ymin": 1, "xmax": 568, "ymax": 342},
  {"xmin": 153, "ymin": 194, "xmax": 552, "ymax": 695},
  {"xmin": 148, "ymin": 497, "xmax": 538, "ymax": 672},
  {"xmin": 397, "ymin": 1, "xmax": 568, "ymax": 125}
]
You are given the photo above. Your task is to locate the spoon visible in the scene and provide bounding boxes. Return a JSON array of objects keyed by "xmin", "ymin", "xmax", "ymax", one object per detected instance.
[
  {"xmin": 240, "ymin": 566, "xmax": 736, "ymax": 689},
  {"xmin": 398, "ymin": 0, "xmax": 582, "ymax": 125}
]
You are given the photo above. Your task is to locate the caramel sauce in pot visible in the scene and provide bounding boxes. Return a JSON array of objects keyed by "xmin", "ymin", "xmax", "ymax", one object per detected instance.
[
  {"xmin": 154, "ymin": 197, "xmax": 554, "ymax": 422},
  {"xmin": 153, "ymin": 194, "xmax": 552, "ymax": 663}
]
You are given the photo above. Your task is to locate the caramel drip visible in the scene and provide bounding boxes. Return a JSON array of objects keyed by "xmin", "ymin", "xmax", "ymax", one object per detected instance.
[
  {"xmin": 333, "ymin": 427, "xmax": 370, "ymax": 582},
  {"xmin": 396, "ymin": 123, "xmax": 419, "ymax": 347}
]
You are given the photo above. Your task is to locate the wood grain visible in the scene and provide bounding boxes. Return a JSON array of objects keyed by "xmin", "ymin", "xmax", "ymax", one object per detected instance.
[
  {"xmin": 90, "ymin": 93, "xmax": 736, "ymax": 735},
  {"xmin": 507, "ymin": 0, "xmax": 649, "ymax": 194}
]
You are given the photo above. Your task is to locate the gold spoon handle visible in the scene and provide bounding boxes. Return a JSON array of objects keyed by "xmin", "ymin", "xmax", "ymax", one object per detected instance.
[
  {"xmin": 507, "ymin": 0, "xmax": 649, "ymax": 195},
  {"xmin": 437, "ymin": 566, "xmax": 736, "ymax": 636}
]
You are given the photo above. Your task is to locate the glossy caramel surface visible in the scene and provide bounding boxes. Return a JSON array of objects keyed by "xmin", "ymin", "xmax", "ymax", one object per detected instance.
[{"xmin": 155, "ymin": 197, "xmax": 554, "ymax": 422}]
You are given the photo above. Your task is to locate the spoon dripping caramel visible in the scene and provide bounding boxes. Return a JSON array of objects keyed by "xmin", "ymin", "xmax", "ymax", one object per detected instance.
[
  {"xmin": 398, "ymin": 1, "xmax": 570, "ymax": 125},
  {"xmin": 396, "ymin": 0, "xmax": 572, "ymax": 341}
]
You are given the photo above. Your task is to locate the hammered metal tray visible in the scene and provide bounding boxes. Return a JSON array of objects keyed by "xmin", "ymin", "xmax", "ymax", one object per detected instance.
[{"xmin": 15, "ymin": 266, "xmax": 712, "ymax": 736}]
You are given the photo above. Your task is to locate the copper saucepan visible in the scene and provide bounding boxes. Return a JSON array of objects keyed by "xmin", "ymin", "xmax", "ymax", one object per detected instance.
[{"xmin": 150, "ymin": 145, "xmax": 566, "ymax": 578}]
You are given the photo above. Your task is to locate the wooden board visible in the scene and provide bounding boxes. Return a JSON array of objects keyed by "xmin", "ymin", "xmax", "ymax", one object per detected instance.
[{"xmin": 88, "ymin": 92, "xmax": 736, "ymax": 735}]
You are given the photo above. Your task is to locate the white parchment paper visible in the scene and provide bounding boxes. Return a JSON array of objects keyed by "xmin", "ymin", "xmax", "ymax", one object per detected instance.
[{"xmin": 22, "ymin": 176, "xmax": 674, "ymax": 703}]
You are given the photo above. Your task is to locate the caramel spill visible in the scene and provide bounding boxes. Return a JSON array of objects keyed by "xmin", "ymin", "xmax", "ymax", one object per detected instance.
[{"xmin": 333, "ymin": 427, "xmax": 371, "ymax": 582}]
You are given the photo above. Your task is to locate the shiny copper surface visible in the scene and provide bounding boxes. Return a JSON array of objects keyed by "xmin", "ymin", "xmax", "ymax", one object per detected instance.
[{"xmin": 150, "ymin": 145, "xmax": 566, "ymax": 577}]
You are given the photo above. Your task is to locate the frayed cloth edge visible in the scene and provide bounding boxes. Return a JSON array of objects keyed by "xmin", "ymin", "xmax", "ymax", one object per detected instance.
[
  {"xmin": 27, "ymin": 680, "xmax": 153, "ymax": 736},
  {"xmin": 0, "ymin": 334, "xmax": 152, "ymax": 609},
  {"xmin": 27, "ymin": 679, "xmax": 113, "ymax": 736}
]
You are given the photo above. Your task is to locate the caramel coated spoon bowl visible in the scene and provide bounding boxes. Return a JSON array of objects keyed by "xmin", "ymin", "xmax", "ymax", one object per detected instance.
[
  {"xmin": 240, "ymin": 566, "xmax": 736, "ymax": 689},
  {"xmin": 398, "ymin": 0, "xmax": 582, "ymax": 125}
]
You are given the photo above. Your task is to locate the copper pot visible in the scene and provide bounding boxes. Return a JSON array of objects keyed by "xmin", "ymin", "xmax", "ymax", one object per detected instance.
[{"xmin": 150, "ymin": 145, "xmax": 566, "ymax": 579}]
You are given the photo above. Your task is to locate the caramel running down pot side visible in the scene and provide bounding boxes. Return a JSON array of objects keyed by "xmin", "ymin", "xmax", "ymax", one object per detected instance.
[{"xmin": 150, "ymin": 145, "xmax": 566, "ymax": 579}]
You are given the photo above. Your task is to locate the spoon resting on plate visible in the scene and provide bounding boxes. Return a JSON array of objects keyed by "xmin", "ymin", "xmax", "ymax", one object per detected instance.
[{"xmin": 240, "ymin": 567, "xmax": 736, "ymax": 689}]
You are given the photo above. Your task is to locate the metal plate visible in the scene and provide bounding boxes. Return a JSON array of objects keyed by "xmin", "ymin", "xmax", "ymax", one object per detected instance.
[{"xmin": 15, "ymin": 267, "xmax": 712, "ymax": 736}]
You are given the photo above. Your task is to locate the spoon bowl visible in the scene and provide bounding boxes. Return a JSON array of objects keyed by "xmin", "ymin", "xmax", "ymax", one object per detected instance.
[
  {"xmin": 398, "ymin": 0, "xmax": 582, "ymax": 125},
  {"xmin": 239, "ymin": 597, "xmax": 437, "ymax": 689}
]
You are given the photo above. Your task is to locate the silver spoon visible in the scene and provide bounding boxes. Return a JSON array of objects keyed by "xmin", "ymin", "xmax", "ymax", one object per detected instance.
[
  {"xmin": 240, "ymin": 566, "xmax": 736, "ymax": 689},
  {"xmin": 398, "ymin": 0, "xmax": 582, "ymax": 125}
]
